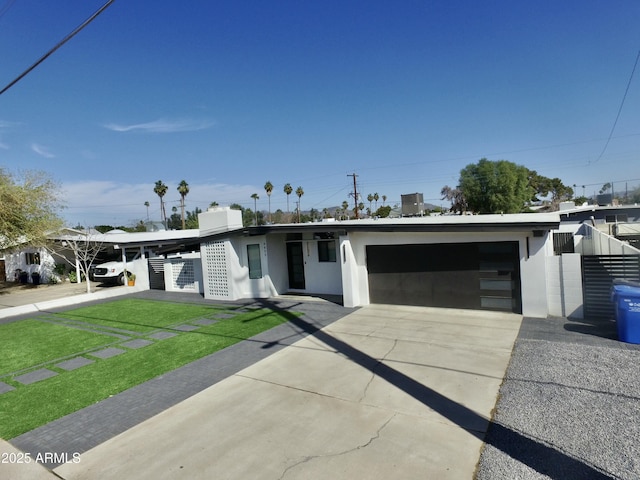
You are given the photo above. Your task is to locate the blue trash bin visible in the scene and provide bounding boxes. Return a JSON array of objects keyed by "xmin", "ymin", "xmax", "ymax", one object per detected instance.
[{"xmin": 611, "ymin": 282, "xmax": 640, "ymax": 344}]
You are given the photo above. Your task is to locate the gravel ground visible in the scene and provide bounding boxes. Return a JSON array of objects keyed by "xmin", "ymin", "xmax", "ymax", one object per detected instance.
[{"xmin": 476, "ymin": 316, "xmax": 640, "ymax": 480}]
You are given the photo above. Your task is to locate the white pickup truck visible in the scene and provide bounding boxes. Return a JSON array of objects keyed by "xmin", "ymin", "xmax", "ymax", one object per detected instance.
[{"xmin": 91, "ymin": 250, "xmax": 142, "ymax": 285}]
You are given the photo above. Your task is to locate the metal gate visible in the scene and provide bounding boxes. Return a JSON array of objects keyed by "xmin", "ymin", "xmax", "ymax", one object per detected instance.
[
  {"xmin": 582, "ymin": 255, "xmax": 640, "ymax": 319},
  {"xmin": 147, "ymin": 257, "xmax": 166, "ymax": 290}
]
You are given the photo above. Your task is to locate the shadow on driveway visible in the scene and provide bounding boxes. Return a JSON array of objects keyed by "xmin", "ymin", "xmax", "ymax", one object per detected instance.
[{"xmin": 257, "ymin": 299, "xmax": 614, "ymax": 480}]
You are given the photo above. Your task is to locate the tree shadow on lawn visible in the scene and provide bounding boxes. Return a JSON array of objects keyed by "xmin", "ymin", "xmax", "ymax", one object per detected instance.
[{"xmin": 255, "ymin": 299, "xmax": 615, "ymax": 480}]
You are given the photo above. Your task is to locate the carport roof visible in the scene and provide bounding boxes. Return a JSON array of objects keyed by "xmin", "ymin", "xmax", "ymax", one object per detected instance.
[{"xmin": 51, "ymin": 229, "xmax": 201, "ymax": 249}]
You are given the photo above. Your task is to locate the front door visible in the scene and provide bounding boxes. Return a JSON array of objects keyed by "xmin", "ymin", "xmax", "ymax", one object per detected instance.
[{"xmin": 286, "ymin": 242, "xmax": 305, "ymax": 289}]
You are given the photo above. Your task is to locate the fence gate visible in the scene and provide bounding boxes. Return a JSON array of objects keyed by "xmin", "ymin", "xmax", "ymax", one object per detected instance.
[
  {"xmin": 581, "ymin": 255, "xmax": 640, "ymax": 319},
  {"xmin": 147, "ymin": 257, "xmax": 166, "ymax": 290}
]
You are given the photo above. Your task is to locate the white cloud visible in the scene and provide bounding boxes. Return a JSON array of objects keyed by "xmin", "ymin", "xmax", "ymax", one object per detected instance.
[
  {"xmin": 103, "ymin": 118, "xmax": 215, "ymax": 133},
  {"xmin": 31, "ymin": 143, "xmax": 55, "ymax": 158}
]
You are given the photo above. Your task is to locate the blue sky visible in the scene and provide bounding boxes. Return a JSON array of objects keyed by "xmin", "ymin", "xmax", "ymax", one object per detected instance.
[{"xmin": 1, "ymin": 0, "xmax": 639, "ymax": 226}]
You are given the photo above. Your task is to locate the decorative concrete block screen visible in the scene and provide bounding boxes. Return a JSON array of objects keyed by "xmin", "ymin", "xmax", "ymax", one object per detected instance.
[
  {"xmin": 170, "ymin": 259, "xmax": 196, "ymax": 291},
  {"xmin": 202, "ymin": 240, "xmax": 230, "ymax": 298}
]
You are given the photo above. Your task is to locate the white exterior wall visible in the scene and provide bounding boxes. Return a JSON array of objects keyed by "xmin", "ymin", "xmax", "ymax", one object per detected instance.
[
  {"xmin": 546, "ymin": 253, "xmax": 584, "ymax": 318},
  {"xmin": 201, "ymin": 239, "xmax": 237, "ymax": 300},
  {"xmin": 341, "ymin": 230, "xmax": 551, "ymax": 318},
  {"xmin": 340, "ymin": 235, "xmax": 361, "ymax": 307},
  {"xmin": 164, "ymin": 253, "xmax": 203, "ymax": 294},
  {"xmin": 4, "ymin": 248, "xmax": 55, "ymax": 283},
  {"xmin": 520, "ymin": 232, "xmax": 552, "ymax": 318},
  {"xmin": 265, "ymin": 234, "xmax": 289, "ymax": 294},
  {"xmin": 287, "ymin": 237, "xmax": 342, "ymax": 295},
  {"xmin": 217, "ymin": 235, "xmax": 342, "ymax": 299},
  {"xmin": 232, "ymin": 236, "xmax": 278, "ymax": 299}
]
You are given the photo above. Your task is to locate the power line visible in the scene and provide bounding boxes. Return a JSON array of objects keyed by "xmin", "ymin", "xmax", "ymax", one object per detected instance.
[
  {"xmin": 0, "ymin": 0, "xmax": 116, "ymax": 96},
  {"xmin": 0, "ymin": 0, "xmax": 17, "ymax": 21},
  {"xmin": 592, "ymin": 49, "xmax": 640, "ymax": 164}
]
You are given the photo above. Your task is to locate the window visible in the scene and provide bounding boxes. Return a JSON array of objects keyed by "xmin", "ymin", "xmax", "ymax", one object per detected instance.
[
  {"xmin": 25, "ymin": 252, "xmax": 40, "ymax": 265},
  {"xmin": 318, "ymin": 240, "xmax": 336, "ymax": 262},
  {"xmin": 553, "ymin": 232, "xmax": 575, "ymax": 255},
  {"xmin": 247, "ymin": 244, "xmax": 262, "ymax": 279},
  {"xmin": 605, "ymin": 214, "xmax": 628, "ymax": 223}
]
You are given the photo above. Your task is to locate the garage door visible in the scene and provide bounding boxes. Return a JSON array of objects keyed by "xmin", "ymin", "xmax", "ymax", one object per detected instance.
[{"xmin": 366, "ymin": 242, "xmax": 522, "ymax": 313}]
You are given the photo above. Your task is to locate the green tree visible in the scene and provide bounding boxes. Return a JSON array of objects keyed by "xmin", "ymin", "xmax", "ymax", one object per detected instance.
[
  {"xmin": 233, "ymin": 202, "xmax": 263, "ymax": 228},
  {"xmin": 546, "ymin": 178, "xmax": 574, "ymax": 208},
  {"xmin": 168, "ymin": 206, "xmax": 181, "ymax": 230},
  {"xmin": 284, "ymin": 183, "xmax": 293, "ymax": 214},
  {"xmin": 367, "ymin": 193, "xmax": 374, "ymax": 214},
  {"xmin": 375, "ymin": 205, "xmax": 392, "ymax": 218},
  {"xmin": 177, "ymin": 180, "xmax": 190, "ymax": 230},
  {"xmin": 250, "ymin": 193, "xmax": 260, "ymax": 225},
  {"xmin": 144, "ymin": 201, "xmax": 150, "ymax": 221},
  {"xmin": 153, "ymin": 180, "xmax": 168, "ymax": 228},
  {"xmin": 373, "ymin": 192, "xmax": 379, "ymax": 210},
  {"xmin": 0, "ymin": 168, "xmax": 63, "ymax": 249},
  {"xmin": 264, "ymin": 181, "xmax": 273, "ymax": 223},
  {"xmin": 185, "ymin": 207, "xmax": 202, "ymax": 229},
  {"xmin": 458, "ymin": 158, "xmax": 533, "ymax": 214}
]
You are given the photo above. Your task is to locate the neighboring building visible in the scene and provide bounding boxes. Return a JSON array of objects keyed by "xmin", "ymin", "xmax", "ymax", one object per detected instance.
[
  {"xmin": 558, "ymin": 204, "xmax": 640, "ymax": 249},
  {"xmin": 3, "ymin": 228, "xmax": 200, "ymax": 288}
]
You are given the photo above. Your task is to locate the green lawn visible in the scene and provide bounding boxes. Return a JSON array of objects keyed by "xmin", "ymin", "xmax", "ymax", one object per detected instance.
[
  {"xmin": 0, "ymin": 320, "xmax": 114, "ymax": 375},
  {"xmin": 53, "ymin": 298, "xmax": 223, "ymax": 333},
  {"xmin": 0, "ymin": 298, "xmax": 298, "ymax": 439}
]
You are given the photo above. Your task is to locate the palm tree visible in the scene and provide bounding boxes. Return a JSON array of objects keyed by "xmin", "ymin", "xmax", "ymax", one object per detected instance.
[
  {"xmin": 264, "ymin": 181, "xmax": 273, "ymax": 223},
  {"xmin": 373, "ymin": 192, "xmax": 379, "ymax": 210},
  {"xmin": 153, "ymin": 180, "xmax": 168, "ymax": 228},
  {"xmin": 209, "ymin": 201, "xmax": 219, "ymax": 208},
  {"xmin": 283, "ymin": 183, "xmax": 293, "ymax": 214},
  {"xmin": 144, "ymin": 201, "xmax": 150, "ymax": 221},
  {"xmin": 367, "ymin": 193, "xmax": 373, "ymax": 216},
  {"xmin": 250, "ymin": 193, "xmax": 259, "ymax": 225},
  {"xmin": 177, "ymin": 180, "xmax": 189, "ymax": 230},
  {"xmin": 382, "ymin": 195, "xmax": 387, "ymax": 206},
  {"xmin": 341, "ymin": 200, "xmax": 349, "ymax": 220},
  {"xmin": 295, "ymin": 186, "xmax": 304, "ymax": 223}
]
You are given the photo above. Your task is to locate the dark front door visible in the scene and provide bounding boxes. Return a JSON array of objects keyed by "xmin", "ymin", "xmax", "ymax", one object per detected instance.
[{"xmin": 287, "ymin": 242, "xmax": 305, "ymax": 289}]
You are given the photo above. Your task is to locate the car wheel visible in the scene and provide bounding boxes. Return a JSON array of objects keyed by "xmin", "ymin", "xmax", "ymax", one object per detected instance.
[{"xmin": 117, "ymin": 273, "xmax": 125, "ymax": 285}]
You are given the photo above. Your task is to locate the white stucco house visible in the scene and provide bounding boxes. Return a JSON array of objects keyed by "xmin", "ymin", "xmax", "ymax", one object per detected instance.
[{"xmin": 161, "ymin": 207, "xmax": 561, "ymax": 318}]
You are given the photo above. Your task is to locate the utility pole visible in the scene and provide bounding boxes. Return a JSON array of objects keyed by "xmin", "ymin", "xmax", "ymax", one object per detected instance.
[{"xmin": 347, "ymin": 173, "xmax": 359, "ymax": 219}]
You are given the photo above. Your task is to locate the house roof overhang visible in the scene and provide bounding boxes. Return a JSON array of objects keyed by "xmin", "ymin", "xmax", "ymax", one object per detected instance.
[
  {"xmin": 155, "ymin": 214, "xmax": 560, "ymax": 255},
  {"xmin": 200, "ymin": 213, "xmax": 560, "ymax": 240}
]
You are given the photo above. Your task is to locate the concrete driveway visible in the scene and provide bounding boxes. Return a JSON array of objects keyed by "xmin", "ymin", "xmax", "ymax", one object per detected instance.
[{"xmin": 54, "ymin": 304, "xmax": 522, "ymax": 479}]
